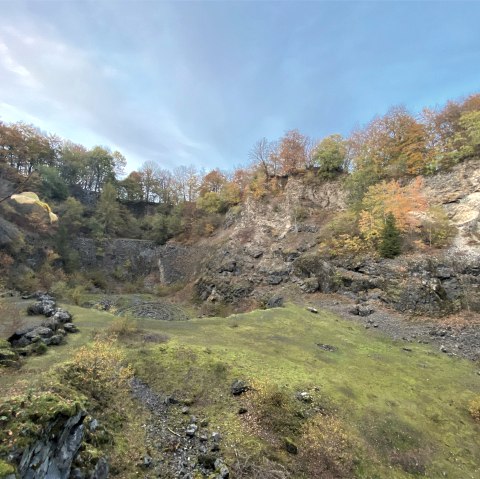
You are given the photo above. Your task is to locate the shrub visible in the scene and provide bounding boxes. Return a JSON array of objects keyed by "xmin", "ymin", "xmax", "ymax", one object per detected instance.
[
  {"xmin": 468, "ymin": 396, "xmax": 480, "ymax": 421},
  {"xmin": 71, "ymin": 285, "xmax": 84, "ymax": 305},
  {"xmin": 32, "ymin": 342, "xmax": 48, "ymax": 355},
  {"xmin": 251, "ymin": 382, "xmax": 303, "ymax": 436},
  {"xmin": 421, "ymin": 206, "xmax": 457, "ymax": 248},
  {"xmin": 62, "ymin": 337, "xmax": 133, "ymax": 403},
  {"xmin": 318, "ymin": 234, "xmax": 370, "ymax": 258},
  {"xmin": 107, "ymin": 316, "xmax": 139, "ymax": 339}
]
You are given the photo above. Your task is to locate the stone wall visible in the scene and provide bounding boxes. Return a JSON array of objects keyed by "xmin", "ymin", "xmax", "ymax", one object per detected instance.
[{"xmin": 72, "ymin": 238, "xmax": 203, "ymax": 284}]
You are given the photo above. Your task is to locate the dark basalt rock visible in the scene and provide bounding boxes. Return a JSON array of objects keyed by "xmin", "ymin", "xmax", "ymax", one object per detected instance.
[
  {"xmin": 231, "ymin": 380, "xmax": 249, "ymax": 396},
  {"xmin": 19, "ymin": 410, "xmax": 87, "ymax": 479}
]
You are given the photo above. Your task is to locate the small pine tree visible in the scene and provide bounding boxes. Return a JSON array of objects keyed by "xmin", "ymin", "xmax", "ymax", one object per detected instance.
[{"xmin": 379, "ymin": 213, "xmax": 402, "ymax": 258}]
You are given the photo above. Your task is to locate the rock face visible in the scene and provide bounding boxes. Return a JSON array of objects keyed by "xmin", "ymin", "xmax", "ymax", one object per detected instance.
[
  {"xmin": 19, "ymin": 410, "xmax": 86, "ymax": 479},
  {"xmin": 72, "ymin": 238, "xmax": 204, "ymax": 284},
  {"xmin": 423, "ymin": 158, "xmax": 480, "ymax": 248},
  {"xmin": 193, "ymin": 175, "xmax": 348, "ymax": 305},
  {"xmin": 192, "ymin": 164, "xmax": 480, "ymax": 316}
]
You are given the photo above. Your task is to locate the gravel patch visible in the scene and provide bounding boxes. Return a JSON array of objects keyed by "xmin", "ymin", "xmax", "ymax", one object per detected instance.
[
  {"xmin": 130, "ymin": 378, "xmax": 228, "ymax": 479},
  {"xmin": 309, "ymin": 295, "xmax": 480, "ymax": 361}
]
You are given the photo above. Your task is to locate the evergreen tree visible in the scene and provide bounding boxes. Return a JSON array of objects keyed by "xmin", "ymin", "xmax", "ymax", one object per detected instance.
[{"xmin": 379, "ymin": 213, "xmax": 402, "ymax": 258}]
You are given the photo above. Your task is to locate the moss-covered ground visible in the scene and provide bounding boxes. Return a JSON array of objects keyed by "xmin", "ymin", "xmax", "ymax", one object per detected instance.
[
  {"xmin": 129, "ymin": 303, "xmax": 480, "ymax": 478},
  {"xmin": 1, "ymin": 300, "xmax": 480, "ymax": 478}
]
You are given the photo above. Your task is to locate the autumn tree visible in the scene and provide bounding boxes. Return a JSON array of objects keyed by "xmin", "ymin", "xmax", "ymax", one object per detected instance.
[
  {"xmin": 276, "ymin": 129, "xmax": 311, "ymax": 174},
  {"xmin": 58, "ymin": 142, "xmax": 89, "ymax": 187},
  {"xmin": 199, "ymin": 169, "xmax": 227, "ymax": 195},
  {"xmin": 312, "ymin": 134, "xmax": 347, "ymax": 178},
  {"xmin": 422, "ymin": 93, "xmax": 480, "ymax": 169},
  {"xmin": 139, "ymin": 160, "xmax": 161, "ymax": 202},
  {"xmin": 350, "ymin": 106, "xmax": 428, "ymax": 177},
  {"xmin": 249, "ymin": 137, "xmax": 277, "ymax": 178},
  {"xmin": 449, "ymin": 110, "xmax": 480, "ymax": 162},
  {"xmin": 359, "ymin": 177, "xmax": 428, "ymax": 242},
  {"xmin": 155, "ymin": 168, "xmax": 175, "ymax": 204},
  {"xmin": 83, "ymin": 146, "xmax": 117, "ymax": 192},
  {"xmin": 421, "ymin": 206, "xmax": 456, "ymax": 248},
  {"xmin": 172, "ymin": 165, "xmax": 200, "ymax": 202},
  {"xmin": 118, "ymin": 171, "xmax": 144, "ymax": 201},
  {"xmin": 0, "ymin": 122, "xmax": 57, "ymax": 174}
]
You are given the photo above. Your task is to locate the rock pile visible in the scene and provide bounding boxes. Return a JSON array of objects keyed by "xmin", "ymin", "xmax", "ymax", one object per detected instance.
[{"xmin": 7, "ymin": 294, "xmax": 77, "ymax": 353}]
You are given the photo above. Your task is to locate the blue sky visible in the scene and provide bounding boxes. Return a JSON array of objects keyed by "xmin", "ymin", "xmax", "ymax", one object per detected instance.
[{"xmin": 0, "ymin": 1, "xmax": 479, "ymax": 172}]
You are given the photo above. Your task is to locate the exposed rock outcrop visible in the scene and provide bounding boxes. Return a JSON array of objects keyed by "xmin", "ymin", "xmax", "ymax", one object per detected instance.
[
  {"xmin": 423, "ymin": 159, "xmax": 480, "ymax": 249},
  {"xmin": 18, "ymin": 410, "xmax": 86, "ymax": 479},
  {"xmin": 72, "ymin": 238, "xmax": 205, "ymax": 284},
  {"xmin": 193, "ymin": 164, "xmax": 480, "ymax": 316}
]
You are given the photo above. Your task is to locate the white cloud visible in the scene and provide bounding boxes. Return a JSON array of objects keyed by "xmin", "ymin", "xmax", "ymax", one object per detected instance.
[{"xmin": 0, "ymin": 20, "xmax": 212, "ymax": 171}]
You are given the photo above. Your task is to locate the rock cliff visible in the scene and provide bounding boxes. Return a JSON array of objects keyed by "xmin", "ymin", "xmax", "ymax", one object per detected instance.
[
  {"xmin": 193, "ymin": 162, "xmax": 480, "ymax": 315},
  {"xmin": 73, "ymin": 238, "xmax": 205, "ymax": 285}
]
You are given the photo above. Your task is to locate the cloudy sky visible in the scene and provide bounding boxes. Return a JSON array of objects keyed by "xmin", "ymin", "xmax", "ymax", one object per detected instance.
[{"xmin": 0, "ymin": 1, "xmax": 479, "ymax": 172}]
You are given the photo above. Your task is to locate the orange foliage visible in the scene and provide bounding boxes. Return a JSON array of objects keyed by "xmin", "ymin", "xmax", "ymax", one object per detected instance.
[
  {"xmin": 276, "ymin": 129, "xmax": 310, "ymax": 174},
  {"xmin": 359, "ymin": 177, "xmax": 428, "ymax": 240}
]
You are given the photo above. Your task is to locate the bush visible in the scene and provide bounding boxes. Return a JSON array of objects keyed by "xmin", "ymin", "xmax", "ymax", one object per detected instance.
[
  {"xmin": 250, "ymin": 382, "xmax": 303, "ymax": 436},
  {"xmin": 62, "ymin": 337, "xmax": 133, "ymax": 403},
  {"xmin": 421, "ymin": 206, "xmax": 457, "ymax": 248},
  {"xmin": 468, "ymin": 396, "xmax": 480, "ymax": 421},
  {"xmin": 32, "ymin": 342, "xmax": 48, "ymax": 355},
  {"xmin": 107, "ymin": 316, "xmax": 139, "ymax": 339},
  {"xmin": 319, "ymin": 211, "xmax": 359, "ymax": 241}
]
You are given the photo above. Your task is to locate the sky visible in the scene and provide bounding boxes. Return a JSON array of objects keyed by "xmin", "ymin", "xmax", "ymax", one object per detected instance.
[{"xmin": 0, "ymin": 1, "xmax": 479, "ymax": 173}]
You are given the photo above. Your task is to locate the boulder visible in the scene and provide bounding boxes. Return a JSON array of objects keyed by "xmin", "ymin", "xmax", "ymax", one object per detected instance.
[
  {"xmin": 267, "ymin": 275, "xmax": 283, "ymax": 285},
  {"xmin": 53, "ymin": 309, "xmax": 72, "ymax": 323},
  {"xmin": 19, "ymin": 409, "xmax": 86, "ymax": 479},
  {"xmin": 27, "ymin": 299, "xmax": 57, "ymax": 317},
  {"xmin": 185, "ymin": 424, "xmax": 198, "ymax": 437},
  {"xmin": 317, "ymin": 343, "xmax": 338, "ymax": 352},
  {"xmin": 42, "ymin": 317, "xmax": 60, "ymax": 331},
  {"xmin": 63, "ymin": 323, "xmax": 79, "ymax": 333},
  {"xmin": 27, "ymin": 302, "xmax": 46, "ymax": 316},
  {"xmin": 44, "ymin": 334, "xmax": 64, "ymax": 346},
  {"xmin": 231, "ymin": 380, "xmax": 249, "ymax": 396},
  {"xmin": 91, "ymin": 457, "xmax": 109, "ymax": 479},
  {"xmin": 349, "ymin": 304, "xmax": 374, "ymax": 317},
  {"xmin": 25, "ymin": 327, "xmax": 54, "ymax": 341}
]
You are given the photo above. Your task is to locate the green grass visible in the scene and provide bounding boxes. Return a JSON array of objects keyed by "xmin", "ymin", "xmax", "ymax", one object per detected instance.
[
  {"xmin": 129, "ymin": 303, "xmax": 480, "ymax": 478},
  {"xmin": 0, "ymin": 303, "xmax": 115, "ymax": 392},
  {"xmin": 1, "ymin": 299, "xmax": 480, "ymax": 477}
]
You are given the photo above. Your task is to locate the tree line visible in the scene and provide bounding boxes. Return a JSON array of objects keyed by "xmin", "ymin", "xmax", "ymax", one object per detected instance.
[{"xmin": 0, "ymin": 93, "xmax": 479, "ymax": 251}]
